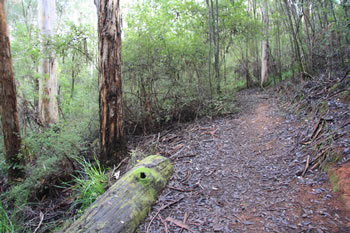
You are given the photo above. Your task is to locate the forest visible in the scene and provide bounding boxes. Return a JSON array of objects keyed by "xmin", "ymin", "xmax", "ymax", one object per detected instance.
[{"xmin": 0, "ymin": 0, "xmax": 349, "ymax": 232}]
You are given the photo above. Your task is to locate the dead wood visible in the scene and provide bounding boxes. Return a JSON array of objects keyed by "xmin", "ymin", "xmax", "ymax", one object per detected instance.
[
  {"xmin": 301, "ymin": 155, "xmax": 311, "ymax": 177},
  {"xmin": 62, "ymin": 155, "xmax": 173, "ymax": 233}
]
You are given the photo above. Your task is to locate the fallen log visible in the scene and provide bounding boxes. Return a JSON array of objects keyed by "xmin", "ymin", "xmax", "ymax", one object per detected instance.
[{"xmin": 62, "ymin": 155, "xmax": 174, "ymax": 233}]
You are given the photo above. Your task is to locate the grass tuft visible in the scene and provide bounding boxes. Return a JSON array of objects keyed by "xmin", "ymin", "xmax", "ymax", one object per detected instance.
[
  {"xmin": 72, "ymin": 156, "xmax": 108, "ymax": 215},
  {"xmin": 0, "ymin": 202, "xmax": 16, "ymax": 233}
]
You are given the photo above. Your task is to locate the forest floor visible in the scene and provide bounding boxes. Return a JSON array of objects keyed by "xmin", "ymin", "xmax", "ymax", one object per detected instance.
[{"xmin": 136, "ymin": 88, "xmax": 350, "ymax": 233}]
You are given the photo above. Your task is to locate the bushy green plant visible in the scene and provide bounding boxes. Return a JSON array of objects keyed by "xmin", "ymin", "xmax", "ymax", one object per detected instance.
[
  {"xmin": 211, "ymin": 95, "xmax": 237, "ymax": 116},
  {"xmin": 5, "ymin": 120, "xmax": 87, "ymax": 207},
  {"xmin": 72, "ymin": 156, "xmax": 107, "ymax": 215}
]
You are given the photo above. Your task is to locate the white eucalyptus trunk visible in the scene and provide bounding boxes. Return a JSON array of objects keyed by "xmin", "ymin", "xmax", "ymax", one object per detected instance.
[{"xmin": 38, "ymin": 0, "xmax": 58, "ymax": 125}]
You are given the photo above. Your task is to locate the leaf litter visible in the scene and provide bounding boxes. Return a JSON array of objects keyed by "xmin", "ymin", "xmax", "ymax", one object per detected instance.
[{"xmin": 135, "ymin": 87, "xmax": 350, "ymax": 233}]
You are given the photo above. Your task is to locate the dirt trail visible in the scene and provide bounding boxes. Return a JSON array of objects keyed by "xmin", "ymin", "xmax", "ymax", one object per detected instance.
[{"xmin": 138, "ymin": 89, "xmax": 350, "ymax": 233}]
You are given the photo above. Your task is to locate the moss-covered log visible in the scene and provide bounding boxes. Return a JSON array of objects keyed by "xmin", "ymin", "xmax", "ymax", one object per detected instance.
[{"xmin": 63, "ymin": 155, "xmax": 173, "ymax": 233}]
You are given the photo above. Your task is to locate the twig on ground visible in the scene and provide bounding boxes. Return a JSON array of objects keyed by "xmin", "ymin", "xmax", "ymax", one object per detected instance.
[
  {"xmin": 158, "ymin": 214, "xmax": 168, "ymax": 233},
  {"xmin": 146, "ymin": 197, "xmax": 184, "ymax": 233},
  {"xmin": 206, "ymin": 169, "xmax": 216, "ymax": 176},
  {"xmin": 310, "ymin": 148, "xmax": 329, "ymax": 165},
  {"xmin": 302, "ymin": 155, "xmax": 310, "ymax": 177},
  {"xmin": 108, "ymin": 157, "xmax": 128, "ymax": 186},
  {"xmin": 311, "ymin": 155, "xmax": 325, "ymax": 170},
  {"xmin": 172, "ymin": 154, "xmax": 197, "ymax": 160},
  {"xmin": 196, "ymin": 181, "xmax": 204, "ymax": 190},
  {"xmin": 168, "ymin": 186, "xmax": 195, "ymax": 192},
  {"xmin": 166, "ymin": 216, "xmax": 194, "ymax": 232},
  {"xmin": 179, "ymin": 212, "xmax": 189, "ymax": 233},
  {"xmin": 33, "ymin": 212, "xmax": 44, "ymax": 233}
]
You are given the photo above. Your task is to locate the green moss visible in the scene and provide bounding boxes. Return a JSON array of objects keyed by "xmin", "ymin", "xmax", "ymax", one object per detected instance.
[
  {"xmin": 136, "ymin": 155, "xmax": 163, "ymax": 165},
  {"xmin": 62, "ymin": 155, "xmax": 174, "ymax": 233},
  {"xmin": 133, "ymin": 167, "xmax": 154, "ymax": 186}
]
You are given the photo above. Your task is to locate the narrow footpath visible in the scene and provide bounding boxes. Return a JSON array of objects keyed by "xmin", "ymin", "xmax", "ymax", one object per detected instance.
[{"xmin": 138, "ymin": 89, "xmax": 350, "ymax": 233}]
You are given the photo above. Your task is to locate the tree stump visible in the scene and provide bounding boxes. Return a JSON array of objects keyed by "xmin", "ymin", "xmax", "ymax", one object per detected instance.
[{"xmin": 62, "ymin": 155, "xmax": 173, "ymax": 233}]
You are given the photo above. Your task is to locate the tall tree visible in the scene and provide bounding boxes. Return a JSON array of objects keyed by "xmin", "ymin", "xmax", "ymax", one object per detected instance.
[
  {"xmin": 0, "ymin": 0, "xmax": 25, "ymax": 182},
  {"xmin": 215, "ymin": 0, "xmax": 220, "ymax": 94},
  {"xmin": 209, "ymin": 0, "xmax": 220, "ymax": 93},
  {"xmin": 302, "ymin": 0, "xmax": 313, "ymax": 72},
  {"xmin": 282, "ymin": 0, "xmax": 304, "ymax": 78},
  {"xmin": 260, "ymin": 0, "xmax": 269, "ymax": 86},
  {"xmin": 38, "ymin": 0, "xmax": 59, "ymax": 126},
  {"xmin": 206, "ymin": 0, "xmax": 213, "ymax": 101},
  {"xmin": 97, "ymin": 0, "xmax": 126, "ymax": 165}
]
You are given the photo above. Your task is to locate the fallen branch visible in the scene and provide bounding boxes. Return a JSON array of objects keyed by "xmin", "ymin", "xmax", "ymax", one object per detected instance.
[
  {"xmin": 312, "ymin": 119, "xmax": 324, "ymax": 141},
  {"xmin": 310, "ymin": 148, "xmax": 329, "ymax": 165},
  {"xmin": 311, "ymin": 154, "xmax": 326, "ymax": 170},
  {"xmin": 310, "ymin": 119, "xmax": 322, "ymax": 140}
]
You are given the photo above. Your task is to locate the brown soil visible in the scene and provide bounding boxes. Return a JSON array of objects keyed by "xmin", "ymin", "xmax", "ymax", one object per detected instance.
[
  {"xmin": 334, "ymin": 164, "xmax": 350, "ymax": 210},
  {"xmin": 136, "ymin": 89, "xmax": 350, "ymax": 233}
]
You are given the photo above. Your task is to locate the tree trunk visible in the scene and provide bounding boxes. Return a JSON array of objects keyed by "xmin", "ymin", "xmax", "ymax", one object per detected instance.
[
  {"xmin": 71, "ymin": 53, "xmax": 75, "ymax": 99},
  {"xmin": 253, "ymin": 0, "xmax": 260, "ymax": 80},
  {"xmin": 215, "ymin": 0, "xmax": 220, "ymax": 94},
  {"xmin": 260, "ymin": 0, "xmax": 269, "ymax": 87},
  {"xmin": 62, "ymin": 155, "xmax": 173, "ymax": 233},
  {"xmin": 0, "ymin": 0, "xmax": 25, "ymax": 182},
  {"xmin": 206, "ymin": 0, "xmax": 213, "ymax": 101},
  {"xmin": 98, "ymin": 0, "xmax": 127, "ymax": 166},
  {"xmin": 302, "ymin": 0, "xmax": 313, "ymax": 73},
  {"xmin": 38, "ymin": 0, "xmax": 59, "ymax": 126},
  {"xmin": 276, "ymin": 17, "xmax": 282, "ymax": 82},
  {"xmin": 282, "ymin": 0, "xmax": 304, "ymax": 77}
]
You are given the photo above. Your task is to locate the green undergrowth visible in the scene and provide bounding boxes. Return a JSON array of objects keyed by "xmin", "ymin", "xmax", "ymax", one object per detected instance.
[
  {"xmin": 0, "ymin": 201, "xmax": 16, "ymax": 233},
  {"xmin": 5, "ymin": 121, "xmax": 85, "ymax": 207},
  {"xmin": 0, "ymin": 115, "xmax": 100, "ymax": 232},
  {"xmin": 71, "ymin": 156, "xmax": 108, "ymax": 215}
]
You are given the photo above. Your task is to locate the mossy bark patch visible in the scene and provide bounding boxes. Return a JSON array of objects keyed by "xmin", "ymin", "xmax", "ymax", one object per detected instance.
[{"xmin": 61, "ymin": 155, "xmax": 173, "ymax": 233}]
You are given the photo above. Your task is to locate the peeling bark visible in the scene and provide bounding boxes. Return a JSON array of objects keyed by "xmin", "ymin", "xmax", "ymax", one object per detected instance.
[
  {"xmin": 0, "ymin": 0, "xmax": 25, "ymax": 182},
  {"xmin": 98, "ymin": 0, "xmax": 126, "ymax": 165}
]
